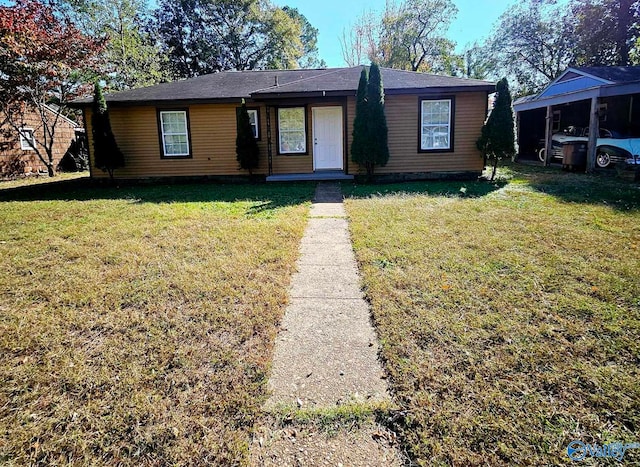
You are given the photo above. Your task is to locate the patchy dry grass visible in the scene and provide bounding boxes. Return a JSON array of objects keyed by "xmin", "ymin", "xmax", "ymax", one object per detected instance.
[
  {"xmin": 266, "ymin": 401, "xmax": 394, "ymax": 435},
  {"xmin": 344, "ymin": 164, "xmax": 640, "ymax": 466},
  {"xmin": 0, "ymin": 181, "xmax": 314, "ymax": 465}
]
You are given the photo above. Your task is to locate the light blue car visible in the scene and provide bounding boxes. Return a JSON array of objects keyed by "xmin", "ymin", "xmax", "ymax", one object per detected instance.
[{"xmin": 538, "ymin": 126, "xmax": 640, "ymax": 168}]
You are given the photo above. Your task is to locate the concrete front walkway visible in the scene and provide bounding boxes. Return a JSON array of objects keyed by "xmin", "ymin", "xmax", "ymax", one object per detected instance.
[
  {"xmin": 264, "ymin": 182, "xmax": 390, "ymax": 408},
  {"xmin": 251, "ymin": 182, "xmax": 399, "ymax": 466}
]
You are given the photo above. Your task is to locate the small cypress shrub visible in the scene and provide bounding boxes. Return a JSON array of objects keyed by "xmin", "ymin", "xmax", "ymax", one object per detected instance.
[
  {"xmin": 477, "ymin": 77, "xmax": 515, "ymax": 181},
  {"xmin": 365, "ymin": 62, "xmax": 390, "ymax": 178},
  {"xmin": 351, "ymin": 63, "xmax": 390, "ymax": 181},
  {"xmin": 92, "ymin": 82, "xmax": 124, "ymax": 180},
  {"xmin": 236, "ymin": 99, "xmax": 260, "ymax": 176},
  {"xmin": 351, "ymin": 67, "xmax": 369, "ymax": 169}
]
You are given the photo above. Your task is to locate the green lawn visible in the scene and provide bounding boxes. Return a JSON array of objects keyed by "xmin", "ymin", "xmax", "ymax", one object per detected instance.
[
  {"xmin": 344, "ymin": 164, "xmax": 640, "ymax": 466},
  {"xmin": 0, "ymin": 181, "xmax": 314, "ymax": 465}
]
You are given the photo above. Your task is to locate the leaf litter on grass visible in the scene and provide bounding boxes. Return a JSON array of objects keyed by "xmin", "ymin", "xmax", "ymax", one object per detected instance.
[
  {"xmin": 0, "ymin": 182, "xmax": 314, "ymax": 466},
  {"xmin": 345, "ymin": 163, "xmax": 640, "ymax": 466}
]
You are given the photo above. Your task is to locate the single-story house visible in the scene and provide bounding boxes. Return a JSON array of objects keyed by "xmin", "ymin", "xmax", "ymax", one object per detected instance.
[
  {"xmin": 73, "ymin": 66, "xmax": 495, "ymax": 181},
  {"xmin": 514, "ymin": 66, "xmax": 640, "ymax": 170},
  {"xmin": 0, "ymin": 104, "xmax": 80, "ymax": 176}
]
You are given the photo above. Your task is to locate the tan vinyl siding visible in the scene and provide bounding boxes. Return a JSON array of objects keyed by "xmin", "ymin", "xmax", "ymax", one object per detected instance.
[
  {"xmin": 86, "ymin": 93, "xmax": 486, "ymax": 179},
  {"xmin": 87, "ymin": 104, "xmax": 264, "ymax": 178},
  {"xmin": 347, "ymin": 92, "xmax": 487, "ymax": 175},
  {"xmin": 86, "ymin": 103, "xmax": 320, "ymax": 178},
  {"xmin": 346, "ymin": 96, "xmax": 356, "ymax": 174}
]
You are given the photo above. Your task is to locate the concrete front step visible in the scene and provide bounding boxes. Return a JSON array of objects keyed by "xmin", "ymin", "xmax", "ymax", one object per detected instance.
[{"xmin": 266, "ymin": 172, "xmax": 354, "ymax": 182}]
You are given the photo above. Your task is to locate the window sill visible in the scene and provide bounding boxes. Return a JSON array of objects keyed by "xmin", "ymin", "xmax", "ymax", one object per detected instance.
[
  {"xmin": 160, "ymin": 154, "xmax": 193, "ymax": 159},
  {"xmin": 418, "ymin": 148, "xmax": 454, "ymax": 154}
]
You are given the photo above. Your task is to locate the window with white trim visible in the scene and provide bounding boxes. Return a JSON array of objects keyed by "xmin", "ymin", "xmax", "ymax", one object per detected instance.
[
  {"xmin": 159, "ymin": 110, "xmax": 190, "ymax": 157},
  {"xmin": 247, "ymin": 109, "xmax": 259, "ymax": 139},
  {"xmin": 19, "ymin": 128, "xmax": 35, "ymax": 150},
  {"xmin": 420, "ymin": 99, "xmax": 452, "ymax": 151},
  {"xmin": 278, "ymin": 107, "xmax": 306, "ymax": 154}
]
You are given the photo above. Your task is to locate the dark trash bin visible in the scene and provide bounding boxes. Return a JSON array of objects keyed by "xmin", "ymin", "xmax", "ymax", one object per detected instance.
[{"xmin": 562, "ymin": 143, "xmax": 587, "ymax": 170}]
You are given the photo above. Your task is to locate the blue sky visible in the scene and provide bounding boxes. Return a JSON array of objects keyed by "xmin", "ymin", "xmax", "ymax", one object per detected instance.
[{"xmin": 272, "ymin": 0, "xmax": 519, "ymax": 67}]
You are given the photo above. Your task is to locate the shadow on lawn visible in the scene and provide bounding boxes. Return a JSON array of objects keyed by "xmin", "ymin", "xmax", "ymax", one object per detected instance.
[
  {"xmin": 0, "ymin": 178, "xmax": 315, "ymax": 212},
  {"xmin": 4, "ymin": 164, "xmax": 636, "ymax": 212},
  {"xmin": 508, "ymin": 162, "xmax": 640, "ymax": 212},
  {"xmin": 342, "ymin": 178, "xmax": 508, "ymax": 199}
]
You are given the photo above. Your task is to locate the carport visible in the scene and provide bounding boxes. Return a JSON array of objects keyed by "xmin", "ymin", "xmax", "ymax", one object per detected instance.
[{"xmin": 514, "ymin": 67, "xmax": 640, "ymax": 171}]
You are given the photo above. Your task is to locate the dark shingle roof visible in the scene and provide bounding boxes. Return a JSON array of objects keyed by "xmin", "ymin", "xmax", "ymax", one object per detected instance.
[
  {"xmin": 73, "ymin": 66, "xmax": 494, "ymax": 106},
  {"xmin": 573, "ymin": 66, "xmax": 640, "ymax": 83},
  {"xmin": 252, "ymin": 67, "xmax": 494, "ymax": 97},
  {"xmin": 84, "ymin": 69, "xmax": 336, "ymax": 104}
]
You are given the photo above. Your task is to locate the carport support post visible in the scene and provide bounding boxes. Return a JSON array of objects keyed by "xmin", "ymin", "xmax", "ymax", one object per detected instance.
[
  {"xmin": 586, "ymin": 97, "xmax": 599, "ymax": 173},
  {"xmin": 516, "ymin": 111, "xmax": 521, "ymax": 161},
  {"xmin": 544, "ymin": 105, "xmax": 553, "ymax": 166}
]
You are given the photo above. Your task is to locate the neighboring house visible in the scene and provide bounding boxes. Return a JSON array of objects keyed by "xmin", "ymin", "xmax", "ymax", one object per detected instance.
[
  {"xmin": 514, "ymin": 66, "xmax": 640, "ymax": 170},
  {"xmin": 72, "ymin": 66, "xmax": 495, "ymax": 181},
  {"xmin": 0, "ymin": 104, "xmax": 80, "ymax": 176}
]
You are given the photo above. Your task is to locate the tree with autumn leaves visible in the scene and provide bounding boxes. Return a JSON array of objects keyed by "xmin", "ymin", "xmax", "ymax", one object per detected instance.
[{"xmin": 0, "ymin": 0, "xmax": 104, "ymax": 176}]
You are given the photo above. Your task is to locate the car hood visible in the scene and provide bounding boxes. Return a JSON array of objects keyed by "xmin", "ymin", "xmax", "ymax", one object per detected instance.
[
  {"xmin": 598, "ymin": 138, "xmax": 640, "ymax": 156},
  {"xmin": 552, "ymin": 134, "xmax": 640, "ymax": 156},
  {"xmin": 552, "ymin": 134, "xmax": 588, "ymax": 144}
]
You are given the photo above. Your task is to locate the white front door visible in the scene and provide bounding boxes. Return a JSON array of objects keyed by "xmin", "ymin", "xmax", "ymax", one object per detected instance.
[{"xmin": 312, "ymin": 106, "xmax": 343, "ymax": 170}]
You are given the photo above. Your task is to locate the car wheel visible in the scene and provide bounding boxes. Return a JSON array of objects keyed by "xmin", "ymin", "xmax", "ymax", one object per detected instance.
[
  {"xmin": 538, "ymin": 147, "xmax": 546, "ymax": 162},
  {"xmin": 596, "ymin": 151, "xmax": 611, "ymax": 168}
]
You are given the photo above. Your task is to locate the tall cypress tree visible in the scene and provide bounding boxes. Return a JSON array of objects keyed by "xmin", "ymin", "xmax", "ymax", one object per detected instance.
[
  {"xmin": 476, "ymin": 78, "xmax": 515, "ymax": 181},
  {"xmin": 351, "ymin": 67, "xmax": 369, "ymax": 169},
  {"xmin": 351, "ymin": 63, "xmax": 390, "ymax": 181},
  {"xmin": 236, "ymin": 99, "xmax": 260, "ymax": 176},
  {"xmin": 92, "ymin": 82, "xmax": 125, "ymax": 180},
  {"xmin": 365, "ymin": 63, "xmax": 389, "ymax": 179}
]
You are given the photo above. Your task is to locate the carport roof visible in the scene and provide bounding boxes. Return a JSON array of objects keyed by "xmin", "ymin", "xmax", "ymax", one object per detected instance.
[
  {"xmin": 514, "ymin": 66, "xmax": 640, "ymax": 112},
  {"xmin": 573, "ymin": 66, "xmax": 640, "ymax": 83}
]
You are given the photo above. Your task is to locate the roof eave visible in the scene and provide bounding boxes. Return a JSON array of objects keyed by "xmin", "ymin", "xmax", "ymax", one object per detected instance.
[
  {"xmin": 385, "ymin": 85, "xmax": 495, "ymax": 95},
  {"xmin": 67, "ymin": 100, "xmax": 92, "ymax": 109},
  {"xmin": 69, "ymin": 96, "xmax": 255, "ymax": 108},
  {"xmin": 252, "ymin": 85, "xmax": 496, "ymax": 100}
]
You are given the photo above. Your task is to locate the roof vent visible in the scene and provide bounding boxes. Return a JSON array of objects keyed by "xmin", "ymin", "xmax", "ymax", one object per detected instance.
[{"xmin": 274, "ymin": 76, "xmax": 279, "ymax": 87}]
